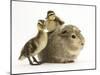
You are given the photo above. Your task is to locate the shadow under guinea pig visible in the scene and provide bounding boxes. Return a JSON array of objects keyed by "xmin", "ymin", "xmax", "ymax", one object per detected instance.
[{"xmin": 38, "ymin": 25, "xmax": 85, "ymax": 63}]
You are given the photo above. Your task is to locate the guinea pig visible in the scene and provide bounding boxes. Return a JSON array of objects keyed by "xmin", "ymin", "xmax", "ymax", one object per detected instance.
[{"xmin": 38, "ymin": 25, "xmax": 85, "ymax": 63}]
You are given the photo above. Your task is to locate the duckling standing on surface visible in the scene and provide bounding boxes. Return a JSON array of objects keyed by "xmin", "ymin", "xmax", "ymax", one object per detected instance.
[{"xmin": 19, "ymin": 20, "xmax": 48, "ymax": 65}]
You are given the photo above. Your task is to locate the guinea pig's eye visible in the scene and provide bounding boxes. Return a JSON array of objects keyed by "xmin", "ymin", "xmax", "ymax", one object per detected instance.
[{"xmin": 72, "ymin": 34, "xmax": 76, "ymax": 39}]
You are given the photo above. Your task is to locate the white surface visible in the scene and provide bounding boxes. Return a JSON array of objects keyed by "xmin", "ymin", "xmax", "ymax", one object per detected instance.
[
  {"xmin": 13, "ymin": 60, "xmax": 95, "ymax": 74},
  {"xmin": 0, "ymin": 0, "xmax": 100, "ymax": 75},
  {"xmin": 12, "ymin": 1, "xmax": 95, "ymax": 74}
]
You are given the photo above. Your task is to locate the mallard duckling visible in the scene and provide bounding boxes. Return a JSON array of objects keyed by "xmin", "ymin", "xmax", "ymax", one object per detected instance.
[
  {"xmin": 19, "ymin": 20, "xmax": 48, "ymax": 65},
  {"xmin": 45, "ymin": 10, "xmax": 64, "ymax": 34}
]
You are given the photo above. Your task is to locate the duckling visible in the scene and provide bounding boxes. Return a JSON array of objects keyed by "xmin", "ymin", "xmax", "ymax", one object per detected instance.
[
  {"xmin": 18, "ymin": 20, "xmax": 48, "ymax": 65},
  {"xmin": 45, "ymin": 10, "xmax": 64, "ymax": 34}
]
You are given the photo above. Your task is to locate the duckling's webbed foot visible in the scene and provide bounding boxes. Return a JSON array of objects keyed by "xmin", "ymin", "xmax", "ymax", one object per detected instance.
[
  {"xmin": 37, "ymin": 61, "xmax": 43, "ymax": 65},
  {"xmin": 32, "ymin": 56, "xmax": 42, "ymax": 65},
  {"xmin": 27, "ymin": 56, "xmax": 34, "ymax": 65}
]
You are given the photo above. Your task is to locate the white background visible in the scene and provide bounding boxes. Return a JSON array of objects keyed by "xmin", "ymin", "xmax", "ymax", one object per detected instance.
[
  {"xmin": 12, "ymin": 0, "xmax": 95, "ymax": 74},
  {"xmin": 0, "ymin": 0, "xmax": 100, "ymax": 75}
]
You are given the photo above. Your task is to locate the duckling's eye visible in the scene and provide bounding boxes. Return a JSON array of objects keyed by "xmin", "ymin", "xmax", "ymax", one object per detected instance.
[{"xmin": 72, "ymin": 34, "xmax": 76, "ymax": 39}]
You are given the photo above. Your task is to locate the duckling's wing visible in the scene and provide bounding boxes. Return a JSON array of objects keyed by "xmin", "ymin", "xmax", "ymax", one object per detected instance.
[{"xmin": 24, "ymin": 38, "xmax": 37, "ymax": 55}]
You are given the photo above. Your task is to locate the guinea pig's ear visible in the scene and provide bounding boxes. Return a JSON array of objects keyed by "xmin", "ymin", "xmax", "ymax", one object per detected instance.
[
  {"xmin": 59, "ymin": 30, "xmax": 68, "ymax": 36},
  {"xmin": 61, "ymin": 30, "xmax": 68, "ymax": 34}
]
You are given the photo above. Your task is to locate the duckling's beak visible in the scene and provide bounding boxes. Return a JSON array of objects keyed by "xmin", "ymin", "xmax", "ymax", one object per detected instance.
[{"xmin": 44, "ymin": 28, "xmax": 48, "ymax": 32}]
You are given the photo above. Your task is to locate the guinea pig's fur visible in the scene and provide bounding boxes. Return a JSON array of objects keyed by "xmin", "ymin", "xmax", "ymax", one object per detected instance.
[{"xmin": 38, "ymin": 25, "xmax": 85, "ymax": 63}]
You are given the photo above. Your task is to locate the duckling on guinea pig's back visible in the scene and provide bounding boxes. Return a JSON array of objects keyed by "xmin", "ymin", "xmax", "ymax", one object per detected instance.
[{"xmin": 45, "ymin": 10, "xmax": 64, "ymax": 33}]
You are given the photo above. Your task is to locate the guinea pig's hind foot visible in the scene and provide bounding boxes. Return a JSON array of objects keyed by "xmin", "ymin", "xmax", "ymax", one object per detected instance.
[
  {"xmin": 62, "ymin": 60, "xmax": 75, "ymax": 63},
  {"xmin": 67, "ymin": 60, "xmax": 74, "ymax": 63}
]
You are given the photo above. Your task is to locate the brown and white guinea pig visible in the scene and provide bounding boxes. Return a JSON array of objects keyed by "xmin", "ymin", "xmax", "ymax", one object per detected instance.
[{"xmin": 38, "ymin": 25, "xmax": 85, "ymax": 63}]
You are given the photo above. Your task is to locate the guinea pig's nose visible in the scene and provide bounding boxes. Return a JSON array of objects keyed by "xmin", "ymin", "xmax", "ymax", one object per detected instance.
[
  {"xmin": 81, "ymin": 43, "xmax": 84, "ymax": 46},
  {"xmin": 72, "ymin": 35, "xmax": 76, "ymax": 39}
]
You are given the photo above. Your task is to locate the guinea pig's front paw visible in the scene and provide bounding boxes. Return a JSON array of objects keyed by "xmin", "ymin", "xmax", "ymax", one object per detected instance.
[
  {"xmin": 50, "ymin": 58, "xmax": 62, "ymax": 63},
  {"xmin": 52, "ymin": 58, "xmax": 75, "ymax": 63},
  {"xmin": 50, "ymin": 57, "xmax": 66, "ymax": 63},
  {"xmin": 63, "ymin": 60, "xmax": 75, "ymax": 63}
]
